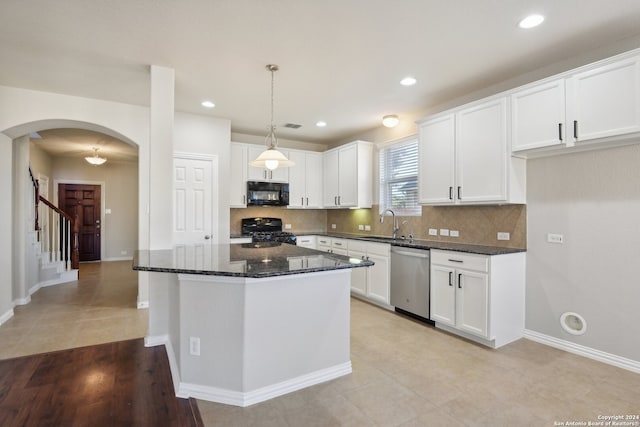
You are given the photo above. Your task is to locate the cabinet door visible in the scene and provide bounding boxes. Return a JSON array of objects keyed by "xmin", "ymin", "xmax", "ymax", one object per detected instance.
[
  {"xmin": 430, "ymin": 265, "xmax": 456, "ymax": 326},
  {"xmin": 367, "ymin": 252, "xmax": 389, "ymax": 304},
  {"xmin": 304, "ymin": 153, "xmax": 323, "ymax": 208},
  {"xmin": 230, "ymin": 144, "xmax": 247, "ymax": 208},
  {"xmin": 456, "ymin": 97, "xmax": 508, "ymax": 203},
  {"xmin": 337, "ymin": 144, "xmax": 358, "ymax": 207},
  {"xmin": 511, "ymin": 79, "xmax": 566, "ymax": 151},
  {"xmin": 270, "ymin": 150, "xmax": 290, "ymax": 182},
  {"xmin": 348, "ymin": 249, "xmax": 367, "ymax": 296},
  {"xmin": 568, "ymin": 55, "xmax": 640, "ymax": 142},
  {"xmin": 456, "ymin": 270, "xmax": 489, "ymax": 338},
  {"xmin": 323, "ymin": 149, "xmax": 340, "ymax": 207},
  {"xmin": 287, "ymin": 151, "xmax": 306, "ymax": 208},
  {"xmin": 418, "ymin": 114, "xmax": 455, "ymax": 204}
]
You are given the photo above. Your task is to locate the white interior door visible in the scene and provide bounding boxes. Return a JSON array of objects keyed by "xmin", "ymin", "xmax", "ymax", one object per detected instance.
[{"xmin": 173, "ymin": 154, "xmax": 218, "ymax": 245}]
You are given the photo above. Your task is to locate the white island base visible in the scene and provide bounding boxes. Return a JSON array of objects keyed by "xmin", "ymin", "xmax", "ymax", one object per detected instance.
[{"xmin": 144, "ymin": 269, "xmax": 352, "ymax": 407}]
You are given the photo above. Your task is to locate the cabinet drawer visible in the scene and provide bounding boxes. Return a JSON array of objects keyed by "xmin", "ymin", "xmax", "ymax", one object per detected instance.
[
  {"xmin": 348, "ymin": 240, "xmax": 367, "ymax": 252},
  {"xmin": 317, "ymin": 237, "xmax": 331, "ymax": 247},
  {"xmin": 332, "ymin": 239, "xmax": 348, "ymax": 250},
  {"xmin": 431, "ymin": 250, "xmax": 488, "ymax": 273},
  {"xmin": 366, "ymin": 242, "xmax": 390, "ymax": 256}
]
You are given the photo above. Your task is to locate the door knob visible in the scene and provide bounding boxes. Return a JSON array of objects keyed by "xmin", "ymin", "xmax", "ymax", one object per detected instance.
[{"xmin": 204, "ymin": 235, "xmax": 211, "ymax": 240}]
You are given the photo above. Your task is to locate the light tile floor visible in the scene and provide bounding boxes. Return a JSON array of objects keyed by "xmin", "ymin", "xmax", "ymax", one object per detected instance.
[
  {"xmin": 1, "ymin": 262, "xmax": 639, "ymax": 426},
  {"xmin": 0, "ymin": 261, "xmax": 147, "ymax": 359}
]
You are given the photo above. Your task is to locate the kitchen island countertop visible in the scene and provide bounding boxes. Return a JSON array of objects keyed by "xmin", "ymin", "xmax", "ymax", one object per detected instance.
[{"xmin": 133, "ymin": 242, "xmax": 373, "ymax": 278}]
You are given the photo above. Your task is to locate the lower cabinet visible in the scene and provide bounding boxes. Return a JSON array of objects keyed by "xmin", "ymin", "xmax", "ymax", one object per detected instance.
[
  {"xmin": 295, "ymin": 235, "xmax": 316, "ymax": 249},
  {"xmin": 348, "ymin": 240, "xmax": 391, "ymax": 307},
  {"xmin": 430, "ymin": 249, "xmax": 525, "ymax": 348}
]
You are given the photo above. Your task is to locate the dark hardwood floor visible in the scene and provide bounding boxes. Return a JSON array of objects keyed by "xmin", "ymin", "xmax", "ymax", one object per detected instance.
[{"xmin": 0, "ymin": 338, "xmax": 203, "ymax": 427}]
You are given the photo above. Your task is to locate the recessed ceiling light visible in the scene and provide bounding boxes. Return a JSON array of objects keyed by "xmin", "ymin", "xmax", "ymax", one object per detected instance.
[
  {"xmin": 518, "ymin": 14, "xmax": 544, "ymax": 29},
  {"xmin": 400, "ymin": 76, "xmax": 417, "ymax": 86},
  {"xmin": 316, "ymin": 121, "xmax": 327, "ymax": 127},
  {"xmin": 201, "ymin": 100, "xmax": 215, "ymax": 108}
]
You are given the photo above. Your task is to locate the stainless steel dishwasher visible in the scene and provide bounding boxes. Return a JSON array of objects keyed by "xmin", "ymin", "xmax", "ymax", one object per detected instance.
[{"xmin": 390, "ymin": 246, "xmax": 430, "ymax": 321}]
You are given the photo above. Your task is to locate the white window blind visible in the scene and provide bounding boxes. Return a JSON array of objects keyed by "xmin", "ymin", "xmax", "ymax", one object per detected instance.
[{"xmin": 379, "ymin": 138, "xmax": 421, "ymax": 216}]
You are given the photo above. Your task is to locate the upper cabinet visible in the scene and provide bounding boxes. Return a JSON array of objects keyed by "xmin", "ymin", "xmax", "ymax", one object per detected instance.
[
  {"xmin": 419, "ymin": 97, "xmax": 525, "ymax": 205},
  {"xmin": 288, "ymin": 150, "xmax": 323, "ymax": 209},
  {"xmin": 323, "ymin": 141, "xmax": 373, "ymax": 208},
  {"xmin": 247, "ymin": 146, "xmax": 289, "ymax": 182},
  {"xmin": 230, "ymin": 143, "xmax": 248, "ymax": 208},
  {"xmin": 511, "ymin": 50, "xmax": 640, "ymax": 156}
]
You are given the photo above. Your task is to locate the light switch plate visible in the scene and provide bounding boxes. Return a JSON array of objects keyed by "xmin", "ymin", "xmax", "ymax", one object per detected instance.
[
  {"xmin": 547, "ymin": 233, "xmax": 564, "ymax": 244},
  {"xmin": 358, "ymin": 224, "xmax": 364, "ymax": 230},
  {"xmin": 428, "ymin": 228, "xmax": 437, "ymax": 236},
  {"xmin": 440, "ymin": 229, "xmax": 449, "ymax": 236},
  {"xmin": 105, "ymin": 208, "xmax": 112, "ymax": 214},
  {"xmin": 331, "ymin": 224, "xmax": 337, "ymax": 229},
  {"xmin": 450, "ymin": 230, "xmax": 459, "ymax": 237},
  {"xmin": 189, "ymin": 337, "xmax": 200, "ymax": 356},
  {"xmin": 497, "ymin": 232, "xmax": 510, "ymax": 241},
  {"xmin": 364, "ymin": 225, "xmax": 371, "ymax": 231},
  {"xmin": 284, "ymin": 223, "xmax": 292, "ymax": 229}
]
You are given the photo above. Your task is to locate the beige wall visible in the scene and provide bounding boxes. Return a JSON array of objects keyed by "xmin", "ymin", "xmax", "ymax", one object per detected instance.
[
  {"xmin": 51, "ymin": 157, "xmax": 138, "ymax": 260},
  {"xmin": 29, "ymin": 142, "xmax": 53, "ymax": 198},
  {"xmin": 327, "ymin": 204, "xmax": 526, "ymax": 248}
]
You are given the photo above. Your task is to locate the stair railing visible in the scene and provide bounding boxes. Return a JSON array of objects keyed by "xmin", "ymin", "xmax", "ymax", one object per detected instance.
[{"xmin": 29, "ymin": 167, "xmax": 79, "ymax": 270}]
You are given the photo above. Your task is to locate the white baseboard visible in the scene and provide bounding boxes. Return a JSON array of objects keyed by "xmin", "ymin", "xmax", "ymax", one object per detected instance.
[
  {"xmin": 102, "ymin": 256, "xmax": 134, "ymax": 262},
  {"xmin": 524, "ymin": 329, "xmax": 640, "ymax": 374},
  {"xmin": 179, "ymin": 362, "xmax": 353, "ymax": 407},
  {"xmin": 144, "ymin": 334, "xmax": 168, "ymax": 347},
  {"xmin": 0, "ymin": 308, "xmax": 14, "ymax": 325},
  {"xmin": 13, "ymin": 295, "xmax": 31, "ymax": 306},
  {"xmin": 137, "ymin": 299, "xmax": 149, "ymax": 309}
]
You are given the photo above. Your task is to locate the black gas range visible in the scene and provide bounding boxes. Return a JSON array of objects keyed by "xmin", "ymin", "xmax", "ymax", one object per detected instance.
[{"xmin": 241, "ymin": 217, "xmax": 297, "ymax": 245}]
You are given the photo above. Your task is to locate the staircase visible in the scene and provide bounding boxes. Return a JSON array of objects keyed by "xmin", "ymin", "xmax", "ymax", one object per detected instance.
[{"xmin": 29, "ymin": 168, "xmax": 79, "ymax": 290}]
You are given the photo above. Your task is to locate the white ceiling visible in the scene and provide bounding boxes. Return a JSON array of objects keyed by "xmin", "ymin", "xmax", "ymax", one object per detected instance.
[
  {"xmin": 2, "ymin": 0, "xmax": 640, "ymax": 150},
  {"xmin": 31, "ymin": 129, "xmax": 138, "ymax": 163}
]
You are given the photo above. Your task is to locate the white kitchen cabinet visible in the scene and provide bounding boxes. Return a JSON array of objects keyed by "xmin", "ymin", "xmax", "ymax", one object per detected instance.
[
  {"xmin": 567, "ymin": 54, "xmax": 640, "ymax": 143},
  {"xmin": 316, "ymin": 236, "xmax": 332, "ymax": 253},
  {"xmin": 331, "ymin": 238, "xmax": 348, "ymax": 255},
  {"xmin": 247, "ymin": 146, "xmax": 289, "ymax": 182},
  {"xmin": 296, "ymin": 235, "xmax": 316, "ymax": 249},
  {"xmin": 230, "ymin": 143, "xmax": 248, "ymax": 208},
  {"xmin": 347, "ymin": 240, "xmax": 391, "ymax": 307},
  {"xmin": 510, "ymin": 50, "xmax": 640, "ymax": 156},
  {"xmin": 418, "ymin": 97, "xmax": 525, "ymax": 205},
  {"xmin": 323, "ymin": 141, "xmax": 373, "ymax": 208},
  {"xmin": 430, "ymin": 249, "xmax": 525, "ymax": 348},
  {"xmin": 288, "ymin": 150, "xmax": 323, "ymax": 208},
  {"xmin": 511, "ymin": 79, "xmax": 567, "ymax": 152}
]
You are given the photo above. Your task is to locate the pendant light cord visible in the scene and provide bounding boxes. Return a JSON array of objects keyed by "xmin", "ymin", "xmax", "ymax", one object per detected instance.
[{"xmin": 266, "ymin": 64, "xmax": 279, "ymax": 149}]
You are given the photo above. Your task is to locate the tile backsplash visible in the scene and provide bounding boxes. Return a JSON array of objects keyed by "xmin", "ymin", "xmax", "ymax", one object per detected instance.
[
  {"xmin": 326, "ymin": 204, "xmax": 526, "ymax": 248},
  {"xmin": 232, "ymin": 204, "xmax": 526, "ymax": 248}
]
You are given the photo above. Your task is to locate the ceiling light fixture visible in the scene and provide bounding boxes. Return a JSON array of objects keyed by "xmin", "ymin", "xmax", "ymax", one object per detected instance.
[
  {"xmin": 400, "ymin": 76, "xmax": 417, "ymax": 86},
  {"xmin": 85, "ymin": 147, "xmax": 107, "ymax": 166},
  {"xmin": 518, "ymin": 14, "xmax": 544, "ymax": 29},
  {"xmin": 382, "ymin": 115, "xmax": 400, "ymax": 128},
  {"xmin": 316, "ymin": 121, "xmax": 327, "ymax": 127},
  {"xmin": 201, "ymin": 100, "xmax": 215, "ymax": 108},
  {"xmin": 249, "ymin": 64, "xmax": 294, "ymax": 171}
]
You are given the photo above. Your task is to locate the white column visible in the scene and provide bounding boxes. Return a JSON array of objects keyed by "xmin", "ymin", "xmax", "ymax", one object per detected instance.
[
  {"xmin": 11, "ymin": 135, "xmax": 30, "ymax": 305},
  {"xmin": 0, "ymin": 134, "xmax": 14, "ymax": 322},
  {"xmin": 148, "ymin": 65, "xmax": 175, "ymax": 250}
]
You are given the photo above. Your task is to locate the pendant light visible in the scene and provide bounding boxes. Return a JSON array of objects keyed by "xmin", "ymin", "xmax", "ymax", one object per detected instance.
[
  {"xmin": 85, "ymin": 147, "xmax": 107, "ymax": 165},
  {"xmin": 249, "ymin": 64, "xmax": 294, "ymax": 171}
]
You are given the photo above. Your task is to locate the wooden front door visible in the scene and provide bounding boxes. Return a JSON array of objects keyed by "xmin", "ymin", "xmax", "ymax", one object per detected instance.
[{"xmin": 59, "ymin": 184, "xmax": 101, "ymax": 261}]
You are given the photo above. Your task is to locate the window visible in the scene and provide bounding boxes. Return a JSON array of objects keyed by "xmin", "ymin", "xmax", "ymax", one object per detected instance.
[{"xmin": 379, "ymin": 138, "xmax": 421, "ymax": 216}]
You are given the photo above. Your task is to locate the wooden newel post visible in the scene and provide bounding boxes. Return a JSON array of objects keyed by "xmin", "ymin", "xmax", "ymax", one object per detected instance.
[{"xmin": 71, "ymin": 214, "xmax": 80, "ymax": 270}]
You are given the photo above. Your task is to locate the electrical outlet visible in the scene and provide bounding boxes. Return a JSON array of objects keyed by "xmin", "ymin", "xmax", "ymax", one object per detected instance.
[
  {"xmin": 189, "ymin": 337, "xmax": 200, "ymax": 356},
  {"xmin": 105, "ymin": 208, "xmax": 112, "ymax": 214},
  {"xmin": 331, "ymin": 224, "xmax": 337, "ymax": 229},
  {"xmin": 547, "ymin": 233, "xmax": 564, "ymax": 244},
  {"xmin": 440, "ymin": 229, "xmax": 449, "ymax": 236},
  {"xmin": 450, "ymin": 230, "xmax": 459, "ymax": 237},
  {"xmin": 358, "ymin": 224, "xmax": 364, "ymax": 231},
  {"xmin": 284, "ymin": 223, "xmax": 292, "ymax": 230},
  {"xmin": 364, "ymin": 225, "xmax": 371, "ymax": 231},
  {"xmin": 497, "ymin": 232, "xmax": 510, "ymax": 241},
  {"xmin": 429, "ymin": 228, "xmax": 437, "ymax": 236}
]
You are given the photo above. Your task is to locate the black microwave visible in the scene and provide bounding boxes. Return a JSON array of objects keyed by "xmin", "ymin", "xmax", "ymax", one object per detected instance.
[{"xmin": 247, "ymin": 181, "xmax": 289, "ymax": 206}]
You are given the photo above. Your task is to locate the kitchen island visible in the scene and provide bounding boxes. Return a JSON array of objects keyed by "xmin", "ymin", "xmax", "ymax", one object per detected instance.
[{"xmin": 133, "ymin": 242, "xmax": 372, "ymax": 407}]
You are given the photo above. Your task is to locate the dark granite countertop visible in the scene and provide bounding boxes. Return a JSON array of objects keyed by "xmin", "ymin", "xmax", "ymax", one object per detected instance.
[
  {"xmin": 133, "ymin": 242, "xmax": 373, "ymax": 278},
  {"xmin": 301, "ymin": 233, "xmax": 526, "ymax": 256}
]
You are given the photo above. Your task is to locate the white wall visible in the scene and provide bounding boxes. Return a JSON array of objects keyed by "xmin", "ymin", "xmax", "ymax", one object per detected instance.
[
  {"xmin": 174, "ymin": 112, "xmax": 231, "ymax": 242},
  {"xmin": 526, "ymin": 143, "xmax": 640, "ymax": 362}
]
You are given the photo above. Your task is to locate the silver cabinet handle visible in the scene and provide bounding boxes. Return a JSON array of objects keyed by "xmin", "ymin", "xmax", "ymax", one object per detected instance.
[
  {"xmin": 306, "ymin": 197, "xmax": 309, "ymax": 206},
  {"xmin": 457, "ymin": 186, "xmax": 462, "ymax": 200},
  {"xmin": 338, "ymin": 196, "xmax": 341, "ymax": 205},
  {"xmin": 449, "ymin": 186, "xmax": 453, "ymax": 200},
  {"xmin": 573, "ymin": 120, "xmax": 578, "ymax": 139},
  {"xmin": 448, "ymin": 259, "xmax": 463, "ymax": 263},
  {"xmin": 558, "ymin": 123, "xmax": 563, "ymax": 141},
  {"xmin": 458, "ymin": 273, "xmax": 462, "ymax": 288},
  {"xmin": 301, "ymin": 197, "xmax": 304, "ymax": 205},
  {"xmin": 448, "ymin": 271, "xmax": 453, "ymax": 286}
]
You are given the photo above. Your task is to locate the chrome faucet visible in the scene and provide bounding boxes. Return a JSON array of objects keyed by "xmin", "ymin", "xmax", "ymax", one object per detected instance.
[{"xmin": 380, "ymin": 209, "xmax": 400, "ymax": 239}]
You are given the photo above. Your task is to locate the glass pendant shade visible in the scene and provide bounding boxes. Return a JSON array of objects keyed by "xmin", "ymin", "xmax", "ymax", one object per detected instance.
[
  {"xmin": 85, "ymin": 148, "xmax": 107, "ymax": 165},
  {"xmin": 249, "ymin": 147, "xmax": 295, "ymax": 170}
]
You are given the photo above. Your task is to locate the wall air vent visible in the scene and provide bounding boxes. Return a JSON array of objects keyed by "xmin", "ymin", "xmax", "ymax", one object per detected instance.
[{"xmin": 283, "ymin": 123, "xmax": 302, "ymax": 129}]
